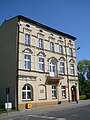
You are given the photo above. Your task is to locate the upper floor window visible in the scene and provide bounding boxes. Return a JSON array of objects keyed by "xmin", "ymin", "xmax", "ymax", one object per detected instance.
[
  {"xmin": 25, "ymin": 34, "xmax": 30, "ymax": 45},
  {"xmin": 50, "ymin": 42, "xmax": 54, "ymax": 52},
  {"xmin": 39, "ymin": 57, "xmax": 44, "ymax": 72},
  {"xmin": 24, "ymin": 53, "xmax": 31, "ymax": 70},
  {"xmin": 39, "ymin": 38, "xmax": 43, "ymax": 49},
  {"xmin": 69, "ymin": 47, "xmax": 73, "ymax": 56},
  {"xmin": 59, "ymin": 45, "xmax": 63, "ymax": 54},
  {"xmin": 70, "ymin": 63, "xmax": 74, "ymax": 75},
  {"xmin": 60, "ymin": 61, "xmax": 65, "ymax": 74}
]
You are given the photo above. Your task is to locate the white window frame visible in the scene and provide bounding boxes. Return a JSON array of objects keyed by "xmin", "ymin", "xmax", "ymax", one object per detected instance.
[
  {"xmin": 59, "ymin": 45, "xmax": 63, "ymax": 54},
  {"xmin": 39, "ymin": 38, "xmax": 43, "ymax": 49},
  {"xmin": 69, "ymin": 47, "xmax": 73, "ymax": 56},
  {"xmin": 24, "ymin": 53, "xmax": 31, "ymax": 70},
  {"xmin": 50, "ymin": 41, "xmax": 54, "ymax": 52},
  {"xmin": 38, "ymin": 56, "xmax": 44, "ymax": 72},
  {"xmin": 60, "ymin": 61, "xmax": 65, "ymax": 74},
  {"xmin": 62, "ymin": 86, "xmax": 66, "ymax": 99},
  {"xmin": 52, "ymin": 85, "xmax": 57, "ymax": 99},
  {"xmin": 70, "ymin": 63, "xmax": 74, "ymax": 75},
  {"xmin": 22, "ymin": 84, "xmax": 33, "ymax": 100},
  {"xmin": 25, "ymin": 33, "xmax": 30, "ymax": 45}
]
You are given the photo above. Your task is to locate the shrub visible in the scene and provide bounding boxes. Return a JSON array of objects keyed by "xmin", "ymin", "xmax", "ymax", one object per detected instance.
[
  {"xmin": 86, "ymin": 93, "xmax": 90, "ymax": 99},
  {"xmin": 79, "ymin": 95, "xmax": 86, "ymax": 100},
  {"xmin": 0, "ymin": 108, "xmax": 4, "ymax": 114}
]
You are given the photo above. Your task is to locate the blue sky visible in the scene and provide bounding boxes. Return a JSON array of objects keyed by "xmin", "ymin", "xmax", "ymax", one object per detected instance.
[{"xmin": 0, "ymin": 0, "xmax": 90, "ymax": 62}]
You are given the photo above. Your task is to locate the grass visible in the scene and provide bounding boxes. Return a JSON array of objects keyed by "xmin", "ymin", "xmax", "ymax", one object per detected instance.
[{"xmin": 0, "ymin": 108, "xmax": 18, "ymax": 114}]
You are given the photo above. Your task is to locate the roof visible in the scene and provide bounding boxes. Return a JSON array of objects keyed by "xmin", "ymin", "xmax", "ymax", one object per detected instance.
[{"xmin": 17, "ymin": 15, "xmax": 76, "ymax": 40}]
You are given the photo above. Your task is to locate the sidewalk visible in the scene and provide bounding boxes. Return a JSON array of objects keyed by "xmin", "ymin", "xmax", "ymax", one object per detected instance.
[{"xmin": 0, "ymin": 100, "xmax": 90, "ymax": 118}]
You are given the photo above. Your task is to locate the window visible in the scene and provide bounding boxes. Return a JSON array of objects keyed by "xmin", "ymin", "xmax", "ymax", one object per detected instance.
[
  {"xmin": 69, "ymin": 47, "xmax": 73, "ymax": 56},
  {"xmin": 49, "ymin": 59, "xmax": 57, "ymax": 76},
  {"xmin": 62, "ymin": 86, "xmax": 66, "ymax": 99},
  {"xmin": 60, "ymin": 61, "xmax": 65, "ymax": 74},
  {"xmin": 59, "ymin": 45, "xmax": 63, "ymax": 54},
  {"xmin": 39, "ymin": 57, "xmax": 44, "ymax": 71},
  {"xmin": 50, "ymin": 42, "xmax": 54, "ymax": 52},
  {"xmin": 25, "ymin": 34, "xmax": 30, "ymax": 45},
  {"xmin": 52, "ymin": 85, "xmax": 57, "ymax": 99},
  {"xmin": 22, "ymin": 84, "xmax": 33, "ymax": 100},
  {"xmin": 39, "ymin": 38, "xmax": 43, "ymax": 49},
  {"xmin": 70, "ymin": 63, "xmax": 74, "ymax": 75},
  {"xmin": 24, "ymin": 53, "xmax": 31, "ymax": 70}
]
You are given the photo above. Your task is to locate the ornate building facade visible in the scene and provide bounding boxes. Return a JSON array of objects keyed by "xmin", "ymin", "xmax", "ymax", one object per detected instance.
[{"xmin": 0, "ymin": 15, "xmax": 79, "ymax": 109}]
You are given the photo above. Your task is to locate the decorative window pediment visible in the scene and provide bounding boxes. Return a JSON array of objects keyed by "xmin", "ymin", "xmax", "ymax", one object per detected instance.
[
  {"xmin": 37, "ymin": 51, "xmax": 46, "ymax": 57},
  {"xmin": 59, "ymin": 57, "xmax": 65, "ymax": 61},
  {"xmin": 22, "ymin": 48, "xmax": 33, "ymax": 54},
  {"xmin": 47, "ymin": 57, "xmax": 58, "ymax": 62},
  {"xmin": 69, "ymin": 59, "xmax": 75, "ymax": 63}
]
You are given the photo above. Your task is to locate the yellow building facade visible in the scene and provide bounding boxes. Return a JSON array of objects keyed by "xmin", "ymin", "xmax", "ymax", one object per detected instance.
[{"xmin": 0, "ymin": 15, "xmax": 79, "ymax": 110}]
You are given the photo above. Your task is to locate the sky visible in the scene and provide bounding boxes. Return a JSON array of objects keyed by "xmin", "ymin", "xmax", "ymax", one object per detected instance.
[{"xmin": 0, "ymin": 0, "xmax": 90, "ymax": 62}]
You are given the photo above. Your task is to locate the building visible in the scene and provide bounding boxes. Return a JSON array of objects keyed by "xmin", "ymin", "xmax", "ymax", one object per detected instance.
[{"xmin": 0, "ymin": 15, "xmax": 79, "ymax": 110}]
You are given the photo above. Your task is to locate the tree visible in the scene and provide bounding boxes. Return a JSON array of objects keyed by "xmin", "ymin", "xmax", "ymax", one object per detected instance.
[{"xmin": 77, "ymin": 60, "xmax": 90, "ymax": 95}]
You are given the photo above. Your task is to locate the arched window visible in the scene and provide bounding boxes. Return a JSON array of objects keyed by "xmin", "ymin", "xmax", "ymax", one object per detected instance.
[
  {"xmin": 49, "ymin": 58, "xmax": 57, "ymax": 76},
  {"xmin": 22, "ymin": 84, "xmax": 33, "ymax": 100}
]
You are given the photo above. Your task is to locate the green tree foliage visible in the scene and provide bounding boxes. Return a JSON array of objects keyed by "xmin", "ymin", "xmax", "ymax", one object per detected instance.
[{"xmin": 77, "ymin": 60, "xmax": 90, "ymax": 95}]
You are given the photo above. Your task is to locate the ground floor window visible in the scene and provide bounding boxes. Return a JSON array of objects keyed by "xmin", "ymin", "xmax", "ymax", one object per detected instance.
[
  {"xmin": 52, "ymin": 85, "xmax": 57, "ymax": 99},
  {"xmin": 22, "ymin": 84, "xmax": 33, "ymax": 100},
  {"xmin": 61, "ymin": 86, "xmax": 66, "ymax": 99}
]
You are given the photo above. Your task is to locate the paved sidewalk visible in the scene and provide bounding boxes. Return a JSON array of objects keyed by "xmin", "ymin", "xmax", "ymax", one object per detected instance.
[{"xmin": 0, "ymin": 100, "xmax": 90, "ymax": 118}]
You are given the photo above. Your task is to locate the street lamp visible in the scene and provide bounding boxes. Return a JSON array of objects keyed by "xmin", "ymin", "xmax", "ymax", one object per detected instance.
[
  {"xmin": 74, "ymin": 47, "xmax": 80, "ymax": 104},
  {"xmin": 67, "ymin": 46, "xmax": 80, "ymax": 103}
]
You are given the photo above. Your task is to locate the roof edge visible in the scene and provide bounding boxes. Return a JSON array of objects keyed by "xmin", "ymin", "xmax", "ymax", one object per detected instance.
[{"xmin": 17, "ymin": 15, "xmax": 76, "ymax": 40}]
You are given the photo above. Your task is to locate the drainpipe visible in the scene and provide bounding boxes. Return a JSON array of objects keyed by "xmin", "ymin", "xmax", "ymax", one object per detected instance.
[{"xmin": 64, "ymin": 37, "xmax": 70, "ymax": 102}]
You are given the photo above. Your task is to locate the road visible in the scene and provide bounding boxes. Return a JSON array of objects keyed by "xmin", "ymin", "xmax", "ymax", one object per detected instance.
[{"xmin": 1, "ymin": 100, "xmax": 90, "ymax": 120}]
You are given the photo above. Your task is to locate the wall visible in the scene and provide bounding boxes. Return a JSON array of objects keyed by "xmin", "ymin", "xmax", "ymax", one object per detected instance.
[{"xmin": 0, "ymin": 17, "xmax": 18, "ymax": 108}]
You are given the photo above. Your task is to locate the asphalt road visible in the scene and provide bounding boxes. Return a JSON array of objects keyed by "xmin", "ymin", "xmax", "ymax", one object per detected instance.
[{"xmin": 1, "ymin": 100, "xmax": 90, "ymax": 120}]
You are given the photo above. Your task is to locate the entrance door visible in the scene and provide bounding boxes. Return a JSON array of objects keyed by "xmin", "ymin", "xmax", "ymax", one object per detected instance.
[{"xmin": 71, "ymin": 86, "xmax": 76, "ymax": 101}]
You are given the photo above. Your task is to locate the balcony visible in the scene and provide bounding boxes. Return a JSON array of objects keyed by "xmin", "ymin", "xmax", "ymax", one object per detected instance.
[{"xmin": 46, "ymin": 70, "xmax": 64, "ymax": 85}]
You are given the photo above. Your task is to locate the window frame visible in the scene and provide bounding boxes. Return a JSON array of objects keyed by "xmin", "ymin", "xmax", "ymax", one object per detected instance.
[
  {"xmin": 22, "ymin": 84, "xmax": 33, "ymax": 101},
  {"xmin": 52, "ymin": 85, "xmax": 57, "ymax": 99},
  {"xmin": 69, "ymin": 47, "xmax": 73, "ymax": 56},
  {"xmin": 50, "ymin": 41, "xmax": 54, "ymax": 52},
  {"xmin": 60, "ymin": 61, "xmax": 65, "ymax": 74},
  {"xmin": 38, "ymin": 56, "xmax": 45, "ymax": 72},
  {"xmin": 24, "ymin": 53, "xmax": 31, "ymax": 70},
  {"xmin": 62, "ymin": 86, "xmax": 66, "ymax": 99},
  {"xmin": 25, "ymin": 33, "xmax": 30, "ymax": 45},
  {"xmin": 70, "ymin": 63, "xmax": 74, "ymax": 75},
  {"xmin": 59, "ymin": 45, "xmax": 63, "ymax": 54},
  {"xmin": 39, "ymin": 38, "xmax": 44, "ymax": 49}
]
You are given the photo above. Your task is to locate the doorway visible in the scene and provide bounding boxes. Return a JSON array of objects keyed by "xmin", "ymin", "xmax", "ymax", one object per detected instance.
[{"xmin": 71, "ymin": 86, "xmax": 76, "ymax": 101}]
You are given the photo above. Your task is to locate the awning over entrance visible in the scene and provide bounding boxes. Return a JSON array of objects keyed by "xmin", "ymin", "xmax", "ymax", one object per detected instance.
[{"xmin": 46, "ymin": 76, "xmax": 64, "ymax": 85}]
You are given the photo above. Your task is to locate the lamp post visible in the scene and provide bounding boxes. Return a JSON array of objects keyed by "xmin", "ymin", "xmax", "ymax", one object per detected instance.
[{"xmin": 74, "ymin": 47, "xmax": 80, "ymax": 104}]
